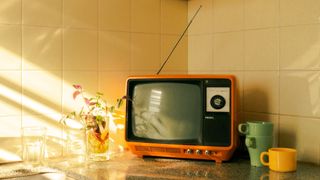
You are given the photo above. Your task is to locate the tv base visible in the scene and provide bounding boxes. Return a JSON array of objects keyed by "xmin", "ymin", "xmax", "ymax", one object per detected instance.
[{"xmin": 127, "ymin": 143, "xmax": 236, "ymax": 163}]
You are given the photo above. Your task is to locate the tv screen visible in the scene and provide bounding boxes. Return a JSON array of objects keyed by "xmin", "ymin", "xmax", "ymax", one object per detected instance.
[{"xmin": 131, "ymin": 82, "xmax": 201, "ymax": 140}]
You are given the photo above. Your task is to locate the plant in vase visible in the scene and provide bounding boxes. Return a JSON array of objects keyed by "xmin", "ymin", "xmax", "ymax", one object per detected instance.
[{"xmin": 61, "ymin": 85, "xmax": 123, "ymax": 161}]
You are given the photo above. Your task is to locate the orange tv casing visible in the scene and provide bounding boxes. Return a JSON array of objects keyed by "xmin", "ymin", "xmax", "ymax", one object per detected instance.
[{"xmin": 125, "ymin": 74, "xmax": 238, "ymax": 163}]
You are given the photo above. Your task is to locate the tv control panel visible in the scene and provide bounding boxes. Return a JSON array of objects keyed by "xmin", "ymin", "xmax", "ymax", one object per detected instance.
[
  {"xmin": 206, "ymin": 87, "xmax": 230, "ymax": 113},
  {"xmin": 203, "ymin": 78, "xmax": 233, "ymax": 147}
]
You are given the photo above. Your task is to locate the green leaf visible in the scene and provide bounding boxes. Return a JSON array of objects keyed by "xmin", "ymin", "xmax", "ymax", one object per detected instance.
[
  {"xmin": 96, "ymin": 92, "xmax": 104, "ymax": 96},
  {"xmin": 116, "ymin": 98, "xmax": 124, "ymax": 108},
  {"xmin": 110, "ymin": 106, "xmax": 115, "ymax": 113}
]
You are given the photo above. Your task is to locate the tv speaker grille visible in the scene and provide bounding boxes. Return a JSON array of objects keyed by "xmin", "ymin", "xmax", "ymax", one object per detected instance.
[{"xmin": 135, "ymin": 146, "xmax": 181, "ymax": 154}]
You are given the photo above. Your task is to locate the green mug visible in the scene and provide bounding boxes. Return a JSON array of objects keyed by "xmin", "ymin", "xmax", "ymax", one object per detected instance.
[
  {"xmin": 246, "ymin": 135, "xmax": 273, "ymax": 167},
  {"xmin": 238, "ymin": 121, "xmax": 273, "ymax": 136}
]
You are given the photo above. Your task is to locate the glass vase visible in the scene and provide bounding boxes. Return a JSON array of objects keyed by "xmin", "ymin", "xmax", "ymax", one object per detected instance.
[
  {"xmin": 86, "ymin": 116, "xmax": 110, "ymax": 161},
  {"xmin": 62, "ymin": 119, "xmax": 86, "ymax": 163}
]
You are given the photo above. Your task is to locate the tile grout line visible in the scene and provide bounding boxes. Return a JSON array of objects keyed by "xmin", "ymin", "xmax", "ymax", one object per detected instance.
[
  {"xmin": 242, "ymin": 0, "xmax": 246, "ymax": 120},
  {"xmin": 129, "ymin": 0, "xmax": 133, "ymax": 75},
  {"xmin": 277, "ymin": 0, "xmax": 281, "ymax": 148},
  {"xmin": 20, "ymin": 0, "xmax": 23, "ymax": 128},
  {"xmin": 160, "ymin": 0, "xmax": 162, "ymax": 71},
  {"xmin": 97, "ymin": 0, "xmax": 100, "ymax": 93},
  {"xmin": 61, "ymin": 0, "xmax": 64, "ymax": 156}
]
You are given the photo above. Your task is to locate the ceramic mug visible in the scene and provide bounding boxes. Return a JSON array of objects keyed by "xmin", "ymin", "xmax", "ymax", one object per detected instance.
[
  {"xmin": 238, "ymin": 121, "xmax": 273, "ymax": 136},
  {"xmin": 260, "ymin": 148, "xmax": 297, "ymax": 172},
  {"xmin": 246, "ymin": 135, "xmax": 273, "ymax": 167}
]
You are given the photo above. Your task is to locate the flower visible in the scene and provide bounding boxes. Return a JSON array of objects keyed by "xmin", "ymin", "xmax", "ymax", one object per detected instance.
[
  {"xmin": 61, "ymin": 85, "xmax": 127, "ymax": 158},
  {"xmin": 61, "ymin": 84, "xmax": 124, "ymax": 132}
]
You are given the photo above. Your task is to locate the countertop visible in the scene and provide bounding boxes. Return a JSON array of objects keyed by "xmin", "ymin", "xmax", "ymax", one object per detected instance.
[{"xmin": 1, "ymin": 151, "xmax": 320, "ymax": 179}]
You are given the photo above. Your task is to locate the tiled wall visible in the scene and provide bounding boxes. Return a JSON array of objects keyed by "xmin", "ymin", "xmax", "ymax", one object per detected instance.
[
  {"xmin": 188, "ymin": 0, "xmax": 320, "ymax": 164},
  {"xmin": 0, "ymin": 0, "xmax": 187, "ymax": 160}
]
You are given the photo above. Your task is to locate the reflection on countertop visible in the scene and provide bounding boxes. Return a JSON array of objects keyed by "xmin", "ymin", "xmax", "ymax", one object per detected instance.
[
  {"xmin": 46, "ymin": 151, "xmax": 320, "ymax": 180},
  {"xmin": 1, "ymin": 151, "xmax": 320, "ymax": 179}
]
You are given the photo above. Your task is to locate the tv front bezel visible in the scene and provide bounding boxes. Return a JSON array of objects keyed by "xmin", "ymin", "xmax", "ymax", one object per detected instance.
[{"xmin": 124, "ymin": 74, "xmax": 237, "ymax": 163}]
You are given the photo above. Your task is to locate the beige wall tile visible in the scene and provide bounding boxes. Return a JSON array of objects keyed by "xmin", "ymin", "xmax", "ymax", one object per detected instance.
[
  {"xmin": 243, "ymin": 112, "xmax": 279, "ymax": 146},
  {"xmin": 0, "ymin": 0, "xmax": 21, "ymax": 24},
  {"xmin": 22, "ymin": 115, "xmax": 61, "ymax": 133},
  {"xmin": 160, "ymin": 35, "xmax": 188, "ymax": 73},
  {"xmin": 279, "ymin": 115, "xmax": 320, "ymax": 164},
  {"xmin": 280, "ymin": 0, "xmax": 320, "ymax": 26},
  {"xmin": 188, "ymin": 35, "xmax": 213, "ymax": 72},
  {"xmin": 0, "ymin": 116, "xmax": 21, "ymax": 137},
  {"xmin": 0, "ymin": 71, "xmax": 21, "ymax": 116},
  {"xmin": 187, "ymin": 0, "xmax": 212, "ymax": 35},
  {"xmin": 63, "ymin": 29, "xmax": 98, "ymax": 70},
  {"xmin": 188, "ymin": 70, "xmax": 213, "ymax": 75},
  {"xmin": 244, "ymin": 71, "xmax": 279, "ymax": 114},
  {"xmin": 131, "ymin": 33, "xmax": 160, "ymax": 72},
  {"xmin": 99, "ymin": 31, "xmax": 130, "ymax": 71},
  {"xmin": 280, "ymin": 71, "xmax": 320, "ymax": 118},
  {"xmin": 161, "ymin": 0, "xmax": 188, "ymax": 35},
  {"xmin": 129, "ymin": 71, "xmax": 159, "ymax": 76},
  {"xmin": 23, "ymin": 27, "xmax": 62, "ymax": 70},
  {"xmin": 244, "ymin": 28, "xmax": 279, "ymax": 70},
  {"xmin": 244, "ymin": 0, "xmax": 279, "ymax": 29},
  {"xmin": 62, "ymin": 71, "xmax": 98, "ymax": 113},
  {"xmin": 99, "ymin": 0, "xmax": 131, "ymax": 31},
  {"xmin": 0, "ymin": 138, "xmax": 21, "ymax": 162},
  {"xmin": 280, "ymin": 25, "xmax": 320, "ymax": 70},
  {"xmin": 131, "ymin": 0, "xmax": 160, "ymax": 33},
  {"xmin": 213, "ymin": 31, "xmax": 244, "ymax": 71},
  {"xmin": 99, "ymin": 71, "xmax": 129, "ymax": 106},
  {"xmin": 64, "ymin": 0, "xmax": 97, "ymax": 29},
  {"xmin": 22, "ymin": 71, "xmax": 62, "ymax": 116},
  {"xmin": 212, "ymin": 71, "xmax": 243, "ymax": 113},
  {"xmin": 22, "ymin": 0, "xmax": 62, "ymax": 26},
  {"xmin": 213, "ymin": 0, "xmax": 244, "ymax": 32},
  {"xmin": 0, "ymin": 117, "xmax": 21, "ymax": 161},
  {"xmin": 0, "ymin": 25, "xmax": 21, "ymax": 70}
]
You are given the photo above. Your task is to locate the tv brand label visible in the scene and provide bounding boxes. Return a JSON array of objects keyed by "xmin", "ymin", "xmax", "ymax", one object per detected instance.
[{"xmin": 204, "ymin": 116, "xmax": 214, "ymax": 120}]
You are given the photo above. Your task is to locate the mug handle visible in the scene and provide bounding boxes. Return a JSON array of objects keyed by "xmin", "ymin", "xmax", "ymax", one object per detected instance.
[
  {"xmin": 260, "ymin": 152, "xmax": 269, "ymax": 166},
  {"xmin": 245, "ymin": 137, "xmax": 255, "ymax": 148},
  {"xmin": 238, "ymin": 123, "xmax": 249, "ymax": 135}
]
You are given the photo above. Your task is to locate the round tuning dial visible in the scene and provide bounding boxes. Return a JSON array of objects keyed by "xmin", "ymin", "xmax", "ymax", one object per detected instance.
[{"xmin": 210, "ymin": 95, "xmax": 226, "ymax": 110}]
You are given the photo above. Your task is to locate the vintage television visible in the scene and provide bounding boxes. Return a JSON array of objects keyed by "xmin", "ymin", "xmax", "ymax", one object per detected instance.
[{"xmin": 125, "ymin": 75, "xmax": 237, "ymax": 163}]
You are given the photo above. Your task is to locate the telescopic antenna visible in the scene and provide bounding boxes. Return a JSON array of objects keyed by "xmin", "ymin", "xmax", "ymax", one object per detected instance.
[{"xmin": 156, "ymin": 5, "xmax": 202, "ymax": 75}]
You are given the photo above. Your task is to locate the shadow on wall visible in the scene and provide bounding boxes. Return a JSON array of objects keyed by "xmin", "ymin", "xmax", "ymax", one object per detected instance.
[
  {"xmin": 236, "ymin": 88, "xmax": 270, "ymax": 158},
  {"xmin": 279, "ymin": 127, "xmax": 297, "ymax": 149},
  {"xmin": 244, "ymin": 88, "xmax": 270, "ymax": 114}
]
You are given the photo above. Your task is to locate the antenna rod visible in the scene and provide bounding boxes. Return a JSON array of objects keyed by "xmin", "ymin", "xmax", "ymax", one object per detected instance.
[{"xmin": 156, "ymin": 5, "xmax": 202, "ymax": 75}]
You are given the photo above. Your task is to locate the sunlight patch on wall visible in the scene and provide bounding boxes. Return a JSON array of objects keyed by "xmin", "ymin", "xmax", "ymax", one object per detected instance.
[
  {"xmin": 0, "ymin": 149, "xmax": 21, "ymax": 162},
  {"xmin": 0, "ymin": 47, "xmax": 20, "ymax": 68},
  {"xmin": 0, "ymin": 47, "xmax": 126, "ymax": 160}
]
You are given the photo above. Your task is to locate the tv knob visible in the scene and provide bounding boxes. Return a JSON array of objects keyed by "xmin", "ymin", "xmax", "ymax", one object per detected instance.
[
  {"xmin": 205, "ymin": 150, "xmax": 211, "ymax": 155},
  {"xmin": 210, "ymin": 95, "xmax": 226, "ymax": 109},
  {"xmin": 195, "ymin": 150, "xmax": 202, "ymax": 155},
  {"xmin": 186, "ymin": 149, "xmax": 193, "ymax": 154}
]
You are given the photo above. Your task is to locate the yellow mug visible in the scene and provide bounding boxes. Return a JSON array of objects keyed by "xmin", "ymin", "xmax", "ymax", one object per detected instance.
[{"xmin": 260, "ymin": 148, "xmax": 297, "ymax": 172}]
